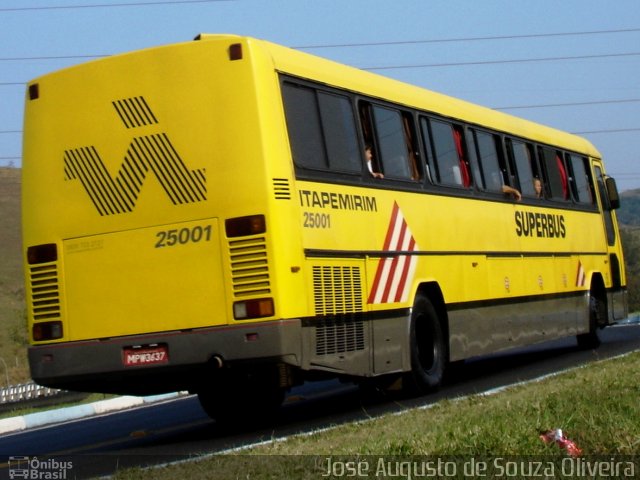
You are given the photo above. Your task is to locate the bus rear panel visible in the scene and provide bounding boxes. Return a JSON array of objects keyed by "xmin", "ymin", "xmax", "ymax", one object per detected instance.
[{"xmin": 24, "ymin": 36, "xmax": 305, "ymax": 394}]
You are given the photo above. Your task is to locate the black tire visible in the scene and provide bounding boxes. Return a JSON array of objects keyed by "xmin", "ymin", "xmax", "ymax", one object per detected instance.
[
  {"xmin": 404, "ymin": 294, "xmax": 447, "ymax": 394},
  {"xmin": 577, "ymin": 292, "xmax": 604, "ymax": 350},
  {"xmin": 197, "ymin": 366, "xmax": 285, "ymax": 427}
]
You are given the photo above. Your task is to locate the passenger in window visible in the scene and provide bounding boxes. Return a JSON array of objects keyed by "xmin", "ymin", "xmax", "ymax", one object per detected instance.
[
  {"xmin": 365, "ymin": 144, "xmax": 384, "ymax": 178},
  {"xmin": 533, "ymin": 178, "xmax": 544, "ymax": 198},
  {"xmin": 501, "ymin": 185, "xmax": 522, "ymax": 201}
]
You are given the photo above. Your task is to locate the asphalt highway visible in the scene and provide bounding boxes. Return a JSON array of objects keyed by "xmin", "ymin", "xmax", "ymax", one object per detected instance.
[{"xmin": 2, "ymin": 323, "xmax": 639, "ymax": 478}]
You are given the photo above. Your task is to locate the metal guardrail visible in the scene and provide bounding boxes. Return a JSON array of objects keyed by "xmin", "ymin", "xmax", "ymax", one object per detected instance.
[
  {"xmin": 0, "ymin": 382, "xmax": 88, "ymax": 413},
  {"xmin": 0, "ymin": 382, "xmax": 60, "ymax": 404}
]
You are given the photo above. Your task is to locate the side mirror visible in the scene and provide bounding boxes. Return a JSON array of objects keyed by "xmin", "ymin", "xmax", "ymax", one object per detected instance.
[{"xmin": 605, "ymin": 176, "xmax": 620, "ymax": 210}]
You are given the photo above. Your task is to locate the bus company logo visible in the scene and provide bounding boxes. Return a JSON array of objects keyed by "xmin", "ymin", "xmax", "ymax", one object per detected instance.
[
  {"xmin": 368, "ymin": 202, "xmax": 419, "ymax": 304},
  {"xmin": 63, "ymin": 96, "xmax": 207, "ymax": 216},
  {"xmin": 9, "ymin": 456, "xmax": 73, "ymax": 479}
]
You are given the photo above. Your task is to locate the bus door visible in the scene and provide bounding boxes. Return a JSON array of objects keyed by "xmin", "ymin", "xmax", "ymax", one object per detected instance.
[{"xmin": 593, "ymin": 162, "xmax": 627, "ymax": 321}]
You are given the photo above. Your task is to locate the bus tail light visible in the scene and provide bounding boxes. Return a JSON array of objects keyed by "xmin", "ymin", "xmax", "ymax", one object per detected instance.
[
  {"xmin": 27, "ymin": 243, "xmax": 57, "ymax": 264},
  {"xmin": 225, "ymin": 215, "xmax": 266, "ymax": 238},
  {"xmin": 233, "ymin": 298, "xmax": 274, "ymax": 320},
  {"xmin": 33, "ymin": 321, "xmax": 63, "ymax": 341}
]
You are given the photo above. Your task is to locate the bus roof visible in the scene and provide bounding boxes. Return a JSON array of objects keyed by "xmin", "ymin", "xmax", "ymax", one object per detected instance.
[
  {"xmin": 201, "ymin": 34, "xmax": 600, "ymax": 159},
  {"xmin": 36, "ymin": 33, "xmax": 601, "ymax": 159}
]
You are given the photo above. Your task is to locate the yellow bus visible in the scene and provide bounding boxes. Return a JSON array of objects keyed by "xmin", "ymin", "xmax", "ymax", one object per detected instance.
[{"xmin": 23, "ymin": 34, "xmax": 627, "ymax": 419}]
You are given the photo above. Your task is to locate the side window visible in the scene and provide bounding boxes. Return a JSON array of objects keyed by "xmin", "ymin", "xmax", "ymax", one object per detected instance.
[
  {"xmin": 567, "ymin": 154, "xmax": 594, "ymax": 204},
  {"xmin": 372, "ymin": 105, "xmax": 412, "ymax": 179},
  {"xmin": 359, "ymin": 103, "xmax": 382, "ymax": 176},
  {"xmin": 595, "ymin": 165, "xmax": 616, "ymax": 245},
  {"xmin": 281, "ymin": 82, "xmax": 326, "ymax": 170},
  {"xmin": 539, "ymin": 146, "xmax": 569, "ymax": 201},
  {"xmin": 359, "ymin": 103, "xmax": 421, "ymax": 181},
  {"xmin": 428, "ymin": 119, "xmax": 471, "ymax": 188},
  {"xmin": 281, "ymin": 81, "xmax": 360, "ymax": 174},
  {"xmin": 469, "ymin": 129, "xmax": 506, "ymax": 193},
  {"xmin": 507, "ymin": 139, "xmax": 539, "ymax": 198},
  {"xmin": 318, "ymin": 92, "xmax": 361, "ymax": 173},
  {"xmin": 402, "ymin": 112, "xmax": 422, "ymax": 181},
  {"xmin": 419, "ymin": 117, "xmax": 433, "ymax": 182}
]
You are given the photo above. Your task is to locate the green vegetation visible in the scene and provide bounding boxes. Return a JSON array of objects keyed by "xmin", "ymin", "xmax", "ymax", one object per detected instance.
[
  {"xmin": 617, "ymin": 188, "xmax": 640, "ymax": 227},
  {"xmin": 618, "ymin": 188, "xmax": 640, "ymax": 312},
  {"xmin": 113, "ymin": 351, "xmax": 640, "ymax": 479},
  {"xmin": 0, "ymin": 167, "xmax": 28, "ymax": 385},
  {"xmin": 621, "ymin": 228, "xmax": 640, "ymax": 312}
]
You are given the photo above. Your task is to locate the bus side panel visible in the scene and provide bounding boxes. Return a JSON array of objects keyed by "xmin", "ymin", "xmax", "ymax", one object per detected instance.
[
  {"xmin": 295, "ymin": 254, "xmax": 411, "ymax": 377},
  {"xmin": 448, "ymin": 292, "xmax": 586, "ymax": 361},
  {"xmin": 299, "ymin": 313, "xmax": 409, "ymax": 377},
  {"xmin": 610, "ymin": 289, "xmax": 629, "ymax": 321}
]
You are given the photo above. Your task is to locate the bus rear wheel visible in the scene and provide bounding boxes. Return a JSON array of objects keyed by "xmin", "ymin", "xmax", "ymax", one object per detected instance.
[
  {"xmin": 404, "ymin": 294, "xmax": 447, "ymax": 394},
  {"xmin": 197, "ymin": 366, "xmax": 285, "ymax": 427}
]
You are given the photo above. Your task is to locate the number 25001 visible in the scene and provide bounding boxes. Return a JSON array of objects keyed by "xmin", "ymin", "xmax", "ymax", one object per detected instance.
[
  {"xmin": 155, "ymin": 225, "xmax": 212, "ymax": 248},
  {"xmin": 303, "ymin": 212, "xmax": 331, "ymax": 229}
]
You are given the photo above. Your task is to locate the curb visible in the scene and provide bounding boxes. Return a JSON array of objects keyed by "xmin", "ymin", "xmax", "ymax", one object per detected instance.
[{"xmin": 0, "ymin": 392, "xmax": 184, "ymax": 435}]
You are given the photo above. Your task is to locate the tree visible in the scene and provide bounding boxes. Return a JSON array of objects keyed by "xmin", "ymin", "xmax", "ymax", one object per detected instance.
[{"xmin": 620, "ymin": 227, "xmax": 640, "ymax": 313}]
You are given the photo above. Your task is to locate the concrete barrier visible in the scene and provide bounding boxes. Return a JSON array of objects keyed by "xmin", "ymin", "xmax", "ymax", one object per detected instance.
[{"xmin": 0, "ymin": 391, "xmax": 186, "ymax": 435}]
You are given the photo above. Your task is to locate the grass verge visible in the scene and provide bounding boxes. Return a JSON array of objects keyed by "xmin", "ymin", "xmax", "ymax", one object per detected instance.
[
  {"xmin": 0, "ymin": 167, "xmax": 29, "ymax": 385},
  {"xmin": 112, "ymin": 350, "xmax": 640, "ymax": 479}
]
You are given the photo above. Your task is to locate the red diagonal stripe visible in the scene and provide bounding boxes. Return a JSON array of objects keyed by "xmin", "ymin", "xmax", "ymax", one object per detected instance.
[
  {"xmin": 394, "ymin": 236, "xmax": 416, "ymax": 302},
  {"xmin": 382, "ymin": 202, "xmax": 400, "ymax": 250}
]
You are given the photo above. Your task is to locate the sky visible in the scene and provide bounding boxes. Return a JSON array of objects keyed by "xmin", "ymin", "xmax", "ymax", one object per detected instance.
[{"xmin": 1, "ymin": 0, "xmax": 639, "ymax": 191}]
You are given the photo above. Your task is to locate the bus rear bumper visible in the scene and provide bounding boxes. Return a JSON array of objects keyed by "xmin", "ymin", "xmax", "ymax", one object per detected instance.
[{"xmin": 28, "ymin": 320, "xmax": 303, "ymax": 395}]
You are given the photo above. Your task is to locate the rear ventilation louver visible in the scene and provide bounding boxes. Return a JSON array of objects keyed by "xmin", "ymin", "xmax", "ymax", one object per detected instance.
[
  {"xmin": 312, "ymin": 265, "xmax": 365, "ymax": 355},
  {"xmin": 312, "ymin": 266, "xmax": 363, "ymax": 315},
  {"xmin": 29, "ymin": 263, "xmax": 62, "ymax": 321},
  {"xmin": 315, "ymin": 317, "xmax": 365, "ymax": 355},
  {"xmin": 273, "ymin": 178, "xmax": 291, "ymax": 200},
  {"xmin": 229, "ymin": 236, "xmax": 271, "ymax": 297}
]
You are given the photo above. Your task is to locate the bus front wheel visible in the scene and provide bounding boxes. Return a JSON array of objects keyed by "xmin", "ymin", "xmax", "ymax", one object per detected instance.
[
  {"xmin": 577, "ymin": 291, "xmax": 604, "ymax": 349},
  {"xmin": 404, "ymin": 294, "xmax": 447, "ymax": 394}
]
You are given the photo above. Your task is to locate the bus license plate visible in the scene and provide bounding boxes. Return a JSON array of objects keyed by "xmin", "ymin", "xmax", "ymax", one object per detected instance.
[{"xmin": 123, "ymin": 345, "xmax": 169, "ymax": 367}]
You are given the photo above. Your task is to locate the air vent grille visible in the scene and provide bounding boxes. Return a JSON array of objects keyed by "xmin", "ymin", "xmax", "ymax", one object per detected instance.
[
  {"xmin": 312, "ymin": 265, "xmax": 363, "ymax": 315},
  {"xmin": 229, "ymin": 237, "xmax": 271, "ymax": 297},
  {"xmin": 29, "ymin": 263, "xmax": 62, "ymax": 321},
  {"xmin": 315, "ymin": 316, "xmax": 365, "ymax": 355},
  {"xmin": 273, "ymin": 178, "xmax": 291, "ymax": 200}
]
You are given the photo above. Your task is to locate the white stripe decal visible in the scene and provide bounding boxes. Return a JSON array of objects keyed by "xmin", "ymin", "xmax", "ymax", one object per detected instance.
[{"xmin": 576, "ymin": 261, "xmax": 586, "ymax": 287}]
